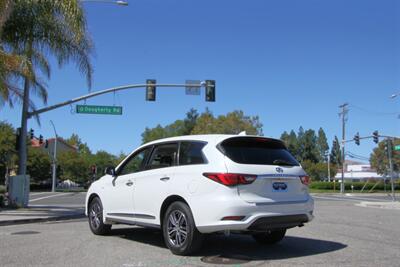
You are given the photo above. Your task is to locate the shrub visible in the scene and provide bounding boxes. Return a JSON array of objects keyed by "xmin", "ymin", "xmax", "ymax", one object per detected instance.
[{"xmin": 310, "ymin": 181, "xmax": 400, "ymax": 191}]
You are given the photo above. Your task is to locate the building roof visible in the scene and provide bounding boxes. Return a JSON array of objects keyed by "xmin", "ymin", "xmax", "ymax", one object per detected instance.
[{"xmin": 30, "ymin": 137, "xmax": 77, "ymax": 151}]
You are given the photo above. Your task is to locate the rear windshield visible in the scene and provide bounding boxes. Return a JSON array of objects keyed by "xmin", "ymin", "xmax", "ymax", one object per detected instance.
[{"xmin": 218, "ymin": 137, "xmax": 299, "ymax": 166}]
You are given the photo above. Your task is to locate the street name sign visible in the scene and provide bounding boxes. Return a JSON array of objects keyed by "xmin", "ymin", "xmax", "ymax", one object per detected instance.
[
  {"xmin": 76, "ymin": 105, "xmax": 122, "ymax": 115},
  {"xmin": 394, "ymin": 145, "xmax": 400, "ymax": 151}
]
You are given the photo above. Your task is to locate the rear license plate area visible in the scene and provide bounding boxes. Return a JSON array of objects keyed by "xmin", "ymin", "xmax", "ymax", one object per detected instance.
[{"xmin": 272, "ymin": 181, "xmax": 288, "ymax": 192}]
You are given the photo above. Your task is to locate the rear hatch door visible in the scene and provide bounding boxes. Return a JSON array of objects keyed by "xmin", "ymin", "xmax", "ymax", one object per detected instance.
[{"xmin": 219, "ymin": 136, "xmax": 309, "ymax": 204}]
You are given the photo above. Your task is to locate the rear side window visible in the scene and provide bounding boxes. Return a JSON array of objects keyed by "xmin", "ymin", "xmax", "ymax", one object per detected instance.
[
  {"xmin": 146, "ymin": 143, "xmax": 178, "ymax": 169},
  {"xmin": 219, "ymin": 137, "xmax": 299, "ymax": 166},
  {"xmin": 179, "ymin": 142, "xmax": 206, "ymax": 165}
]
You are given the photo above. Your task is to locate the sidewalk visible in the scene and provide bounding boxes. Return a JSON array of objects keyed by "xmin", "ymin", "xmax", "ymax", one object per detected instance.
[{"xmin": 0, "ymin": 205, "xmax": 85, "ymax": 226}]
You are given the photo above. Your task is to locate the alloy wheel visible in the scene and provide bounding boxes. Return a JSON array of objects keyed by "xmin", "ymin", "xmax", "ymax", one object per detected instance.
[
  {"xmin": 89, "ymin": 201, "xmax": 102, "ymax": 230},
  {"xmin": 167, "ymin": 210, "xmax": 188, "ymax": 246}
]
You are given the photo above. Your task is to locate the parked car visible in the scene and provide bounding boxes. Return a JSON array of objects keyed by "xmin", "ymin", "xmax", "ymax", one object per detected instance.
[{"xmin": 85, "ymin": 134, "xmax": 314, "ymax": 255}]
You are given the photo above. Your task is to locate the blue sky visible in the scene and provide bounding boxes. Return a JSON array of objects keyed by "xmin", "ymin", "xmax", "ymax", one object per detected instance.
[{"xmin": 1, "ymin": 0, "xmax": 399, "ymax": 161}]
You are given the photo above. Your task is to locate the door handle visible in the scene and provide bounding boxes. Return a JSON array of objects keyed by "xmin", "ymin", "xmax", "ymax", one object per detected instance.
[
  {"xmin": 160, "ymin": 177, "xmax": 170, "ymax": 181},
  {"xmin": 126, "ymin": 180, "xmax": 133, "ymax": 186}
]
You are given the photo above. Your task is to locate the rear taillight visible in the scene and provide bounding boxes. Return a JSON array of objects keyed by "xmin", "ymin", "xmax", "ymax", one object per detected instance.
[
  {"xmin": 203, "ymin": 173, "xmax": 257, "ymax": 186},
  {"xmin": 300, "ymin": 175, "xmax": 311, "ymax": 186}
]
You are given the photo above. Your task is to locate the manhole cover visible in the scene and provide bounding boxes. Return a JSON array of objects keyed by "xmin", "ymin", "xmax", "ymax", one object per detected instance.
[
  {"xmin": 201, "ymin": 255, "xmax": 252, "ymax": 265},
  {"xmin": 11, "ymin": 231, "xmax": 40, "ymax": 235}
]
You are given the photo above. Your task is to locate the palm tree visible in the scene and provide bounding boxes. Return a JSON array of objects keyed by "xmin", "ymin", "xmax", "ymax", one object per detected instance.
[
  {"xmin": 0, "ymin": 0, "xmax": 32, "ymax": 107},
  {"xmin": 0, "ymin": 0, "xmax": 94, "ymax": 175}
]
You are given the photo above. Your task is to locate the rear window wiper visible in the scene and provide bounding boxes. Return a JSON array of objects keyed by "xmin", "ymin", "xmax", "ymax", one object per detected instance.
[{"xmin": 273, "ymin": 159, "xmax": 296, "ymax": 166}]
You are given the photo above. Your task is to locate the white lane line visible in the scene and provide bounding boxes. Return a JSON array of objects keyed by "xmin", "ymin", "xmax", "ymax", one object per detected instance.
[
  {"xmin": 30, "ymin": 192, "xmax": 53, "ymax": 196},
  {"xmin": 314, "ymin": 195, "xmax": 390, "ymax": 203},
  {"xmin": 341, "ymin": 196, "xmax": 389, "ymax": 202},
  {"xmin": 313, "ymin": 196, "xmax": 358, "ymax": 202},
  {"xmin": 29, "ymin": 193, "xmax": 74, "ymax": 202}
]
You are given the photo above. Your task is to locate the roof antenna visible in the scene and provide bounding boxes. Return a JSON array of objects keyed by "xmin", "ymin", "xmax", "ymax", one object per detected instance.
[{"xmin": 238, "ymin": 131, "xmax": 247, "ymax": 136}]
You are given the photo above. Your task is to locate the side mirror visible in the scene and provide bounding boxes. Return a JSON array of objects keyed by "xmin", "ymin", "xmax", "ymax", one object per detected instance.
[{"xmin": 105, "ymin": 166, "xmax": 116, "ymax": 177}]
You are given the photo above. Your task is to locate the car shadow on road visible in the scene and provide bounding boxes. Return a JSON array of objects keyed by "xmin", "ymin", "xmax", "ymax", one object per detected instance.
[{"xmin": 110, "ymin": 227, "xmax": 346, "ymax": 262}]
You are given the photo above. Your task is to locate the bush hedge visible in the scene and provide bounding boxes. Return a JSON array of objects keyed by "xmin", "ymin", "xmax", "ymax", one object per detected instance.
[
  {"xmin": 310, "ymin": 181, "xmax": 400, "ymax": 191},
  {"xmin": 0, "ymin": 194, "xmax": 4, "ymax": 207}
]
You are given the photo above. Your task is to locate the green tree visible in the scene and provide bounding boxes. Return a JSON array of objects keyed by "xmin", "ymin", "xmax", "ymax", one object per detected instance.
[
  {"xmin": 90, "ymin": 150, "xmax": 117, "ymax": 179},
  {"xmin": 370, "ymin": 139, "xmax": 400, "ymax": 176},
  {"xmin": 0, "ymin": 121, "xmax": 16, "ymax": 184},
  {"xmin": 27, "ymin": 147, "xmax": 51, "ymax": 183},
  {"xmin": 317, "ymin": 127, "xmax": 329, "ymax": 162},
  {"xmin": 58, "ymin": 151, "xmax": 90, "ymax": 184},
  {"xmin": 301, "ymin": 160, "xmax": 337, "ymax": 181},
  {"xmin": 330, "ymin": 136, "xmax": 342, "ymax": 165},
  {"xmin": 66, "ymin": 133, "xmax": 91, "ymax": 155},
  {"xmin": 141, "ymin": 109, "xmax": 200, "ymax": 144},
  {"xmin": 192, "ymin": 110, "xmax": 263, "ymax": 135},
  {"xmin": 142, "ymin": 109, "xmax": 263, "ymax": 143},
  {"xmin": 141, "ymin": 124, "xmax": 171, "ymax": 144},
  {"xmin": 298, "ymin": 129, "xmax": 319, "ymax": 163},
  {"xmin": 280, "ymin": 130, "xmax": 299, "ymax": 160},
  {"xmin": 183, "ymin": 108, "xmax": 199, "ymax": 134}
]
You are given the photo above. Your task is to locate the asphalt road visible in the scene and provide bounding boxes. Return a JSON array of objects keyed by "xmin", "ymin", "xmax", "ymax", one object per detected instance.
[{"xmin": 1, "ymin": 193, "xmax": 399, "ymax": 266}]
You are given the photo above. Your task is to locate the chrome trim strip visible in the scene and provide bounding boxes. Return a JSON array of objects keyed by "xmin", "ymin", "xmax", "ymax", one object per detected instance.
[
  {"xmin": 105, "ymin": 217, "xmax": 160, "ymax": 229},
  {"xmin": 107, "ymin": 213, "xmax": 155, "ymax": 220}
]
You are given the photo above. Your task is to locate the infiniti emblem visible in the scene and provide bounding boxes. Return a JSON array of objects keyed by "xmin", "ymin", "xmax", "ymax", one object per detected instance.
[{"xmin": 276, "ymin": 167, "xmax": 284, "ymax": 173}]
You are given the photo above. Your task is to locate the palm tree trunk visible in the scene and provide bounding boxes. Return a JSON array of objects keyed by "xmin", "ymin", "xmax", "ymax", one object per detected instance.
[
  {"xmin": 17, "ymin": 37, "xmax": 32, "ymax": 176},
  {"xmin": 17, "ymin": 76, "xmax": 30, "ymax": 175}
]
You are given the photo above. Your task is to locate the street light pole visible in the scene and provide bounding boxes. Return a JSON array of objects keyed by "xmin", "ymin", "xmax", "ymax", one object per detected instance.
[
  {"xmin": 339, "ymin": 103, "xmax": 349, "ymax": 193},
  {"xmin": 50, "ymin": 120, "xmax": 58, "ymax": 193}
]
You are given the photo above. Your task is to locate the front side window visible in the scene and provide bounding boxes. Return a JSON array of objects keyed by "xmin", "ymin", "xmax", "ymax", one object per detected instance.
[
  {"xmin": 146, "ymin": 143, "xmax": 178, "ymax": 169},
  {"xmin": 118, "ymin": 147, "xmax": 152, "ymax": 175},
  {"xmin": 179, "ymin": 142, "xmax": 206, "ymax": 165}
]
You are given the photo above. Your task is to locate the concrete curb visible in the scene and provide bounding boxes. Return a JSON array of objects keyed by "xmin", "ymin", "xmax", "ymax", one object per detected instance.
[
  {"xmin": 0, "ymin": 213, "xmax": 86, "ymax": 226},
  {"xmin": 356, "ymin": 201, "xmax": 400, "ymax": 210}
]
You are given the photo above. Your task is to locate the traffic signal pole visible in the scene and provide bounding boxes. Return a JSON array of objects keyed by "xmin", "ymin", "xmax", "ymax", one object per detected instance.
[
  {"xmin": 18, "ymin": 81, "xmax": 215, "ymax": 177},
  {"xmin": 386, "ymin": 139, "xmax": 395, "ymax": 201},
  {"xmin": 27, "ymin": 83, "xmax": 212, "ymax": 118},
  {"xmin": 345, "ymin": 133, "xmax": 398, "ymax": 201}
]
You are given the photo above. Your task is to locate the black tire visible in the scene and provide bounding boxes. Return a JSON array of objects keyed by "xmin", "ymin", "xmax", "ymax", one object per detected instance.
[
  {"xmin": 162, "ymin": 201, "xmax": 203, "ymax": 255},
  {"xmin": 88, "ymin": 197, "xmax": 111, "ymax": 235},
  {"xmin": 252, "ymin": 229, "xmax": 286, "ymax": 244}
]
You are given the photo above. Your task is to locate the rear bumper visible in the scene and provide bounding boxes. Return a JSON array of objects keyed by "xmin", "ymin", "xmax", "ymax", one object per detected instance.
[
  {"xmin": 247, "ymin": 214, "xmax": 310, "ymax": 231},
  {"xmin": 194, "ymin": 196, "xmax": 314, "ymax": 233}
]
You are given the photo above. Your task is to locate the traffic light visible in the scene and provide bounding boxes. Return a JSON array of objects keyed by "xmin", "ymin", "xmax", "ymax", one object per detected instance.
[
  {"xmin": 29, "ymin": 128, "xmax": 34, "ymax": 139},
  {"xmin": 354, "ymin": 132, "xmax": 360, "ymax": 146},
  {"xmin": 205, "ymin": 80, "xmax": 216, "ymax": 102},
  {"xmin": 15, "ymin": 128, "xmax": 21, "ymax": 151},
  {"xmin": 39, "ymin": 135, "xmax": 43, "ymax": 144},
  {"xmin": 45, "ymin": 139, "xmax": 49, "ymax": 148},
  {"xmin": 373, "ymin": 131, "xmax": 379, "ymax": 144},
  {"xmin": 146, "ymin": 79, "xmax": 156, "ymax": 101}
]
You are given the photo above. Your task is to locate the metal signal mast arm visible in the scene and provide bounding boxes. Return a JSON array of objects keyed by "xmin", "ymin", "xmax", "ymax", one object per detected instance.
[{"xmin": 27, "ymin": 83, "xmax": 204, "ymax": 118}]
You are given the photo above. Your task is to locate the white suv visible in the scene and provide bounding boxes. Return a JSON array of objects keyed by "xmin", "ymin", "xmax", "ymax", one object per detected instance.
[{"xmin": 86, "ymin": 134, "xmax": 314, "ymax": 255}]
